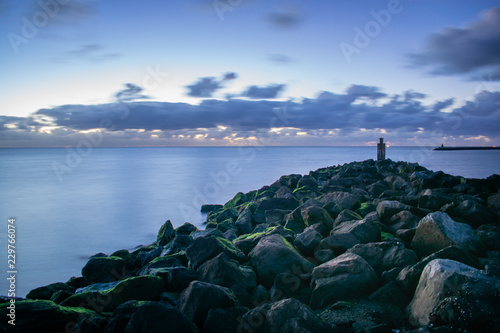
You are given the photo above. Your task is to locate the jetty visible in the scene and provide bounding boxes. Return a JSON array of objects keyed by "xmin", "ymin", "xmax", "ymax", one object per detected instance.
[{"xmin": 434, "ymin": 145, "xmax": 500, "ymax": 151}]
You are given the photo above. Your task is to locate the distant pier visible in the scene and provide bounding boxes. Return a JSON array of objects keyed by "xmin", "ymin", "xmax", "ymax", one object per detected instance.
[{"xmin": 434, "ymin": 146, "xmax": 500, "ymax": 151}]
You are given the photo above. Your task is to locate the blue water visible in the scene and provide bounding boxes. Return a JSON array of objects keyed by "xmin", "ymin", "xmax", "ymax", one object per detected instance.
[{"xmin": 0, "ymin": 146, "xmax": 499, "ymax": 297}]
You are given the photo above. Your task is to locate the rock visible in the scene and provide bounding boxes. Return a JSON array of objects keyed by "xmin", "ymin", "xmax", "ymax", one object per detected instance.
[
  {"xmin": 321, "ymin": 218, "xmax": 381, "ymax": 255},
  {"xmin": 487, "ymin": 192, "xmax": 500, "ymax": 209},
  {"xmin": 293, "ymin": 226, "xmax": 323, "ymax": 256},
  {"xmin": 124, "ymin": 301, "xmax": 197, "ymax": 333},
  {"xmin": 81, "ymin": 256, "xmax": 127, "ymax": 284},
  {"xmin": 314, "ymin": 249, "xmax": 335, "ymax": 264},
  {"xmin": 185, "ymin": 235, "xmax": 245, "ymax": 269},
  {"xmin": 197, "ymin": 252, "xmax": 256, "ymax": 290},
  {"xmin": 137, "ymin": 256, "xmax": 183, "ymax": 275},
  {"xmin": 346, "ymin": 241, "xmax": 418, "ymax": 276},
  {"xmin": 417, "ymin": 189, "xmax": 450, "ymax": 211},
  {"xmin": 450, "ymin": 199, "xmax": 496, "ymax": 228},
  {"xmin": 26, "ymin": 282, "xmax": 75, "ymax": 300},
  {"xmin": 157, "ymin": 220, "xmax": 175, "ymax": 246},
  {"xmin": 377, "ymin": 201, "xmax": 412, "ymax": 222},
  {"xmin": 318, "ymin": 191, "xmax": 361, "ymax": 214},
  {"xmin": 333, "ymin": 209, "xmax": 363, "ymax": 227},
  {"xmin": 477, "ymin": 224, "xmax": 500, "ymax": 251},
  {"xmin": 76, "ymin": 281, "xmax": 120, "ymax": 294},
  {"xmin": 136, "ymin": 246, "xmax": 162, "ymax": 267},
  {"xmin": 408, "ymin": 259, "xmax": 500, "ymax": 330},
  {"xmin": 310, "ymin": 253, "xmax": 379, "ymax": 309},
  {"xmin": 252, "ymin": 284, "xmax": 270, "ymax": 303},
  {"xmin": 270, "ymin": 272, "xmax": 311, "ymax": 304},
  {"xmin": 175, "ymin": 222, "xmax": 199, "ymax": 235},
  {"xmin": 201, "ymin": 204, "xmax": 223, "ymax": 213},
  {"xmin": 234, "ymin": 225, "xmax": 293, "ymax": 255},
  {"xmin": 369, "ymin": 281, "xmax": 411, "ymax": 308},
  {"xmin": 110, "ymin": 249, "xmax": 135, "ymax": 268},
  {"xmin": 387, "ymin": 210, "xmax": 420, "ymax": 231},
  {"xmin": 239, "ymin": 298, "xmax": 335, "ymax": 333},
  {"xmin": 410, "ymin": 212, "xmax": 482, "ymax": 258},
  {"xmin": 396, "ymin": 246, "xmax": 482, "ymax": 297},
  {"xmin": 0, "ymin": 300, "xmax": 104, "ymax": 333},
  {"xmin": 252, "ymin": 197, "xmax": 299, "ymax": 224},
  {"xmin": 235, "ymin": 207, "xmax": 254, "ymax": 235},
  {"xmin": 61, "ymin": 276, "xmax": 165, "ymax": 312},
  {"xmin": 301, "ymin": 206, "xmax": 334, "ymax": 231},
  {"xmin": 154, "ymin": 266, "xmax": 198, "ymax": 292},
  {"xmin": 178, "ymin": 281, "xmax": 238, "ymax": 329},
  {"xmin": 249, "ymin": 234, "xmax": 315, "ymax": 288},
  {"xmin": 161, "ymin": 234, "xmax": 194, "ymax": 256},
  {"xmin": 396, "ymin": 228, "xmax": 416, "ymax": 244},
  {"xmin": 284, "ymin": 207, "xmax": 307, "ymax": 233},
  {"xmin": 297, "ymin": 175, "xmax": 319, "ymax": 189},
  {"xmin": 275, "ymin": 185, "xmax": 293, "ymax": 198},
  {"xmin": 203, "ymin": 307, "xmax": 249, "ymax": 333}
]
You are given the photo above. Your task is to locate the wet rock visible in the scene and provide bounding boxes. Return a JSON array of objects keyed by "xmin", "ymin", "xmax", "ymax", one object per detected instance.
[
  {"xmin": 185, "ymin": 235, "xmax": 245, "ymax": 269},
  {"xmin": 310, "ymin": 253, "xmax": 379, "ymax": 309},
  {"xmin": 197, "ymin": 252, "xmax": 256, "ymax": 290},
  {"xmin": 26, "ymin": 282, "xmax": 75, "ymax": 300},
  {"xmin": 203, "ymin": 307, "xmax": 249, "ymax": 333},
  {"xmin": 408, "ymin": 259, "xmax": 500, "ymax": 329},
  {"xmin": 396, "ymin": 246, "xmax": 482, "ymax": 297},
  {"xmin": 249, "ymin": 234, "xmax": 315, "ymax": 288},
  {"xmin": 240, "ymin": 298, "xmax": 335, "ymax": 333},
  {"xmin": 157, "ymin": 220, "xmax": 176, "ymax": 246},
  {"xmin": 62, "ymin": 276, "xmax": 165, "ymax": 312},
  {"xmin": 293, "ymin": 225, "xmax": 323, "ymax": 256},
  {"xmin": 124, "ymin": 301, "xmax": 196, "ymax": 333},
  {"xmin": 178, "ymin": 281, "xmax": 238, "ymax": 329},
  {"xmin": 410, "ymin": 212, "xmax": 482, "ymax": 258},
  {"xmin": 346, "ymin": 241, "xmax": 418, "ymax": 276},
  {"xmin": 82, "ymin": 256, "xmax": 127, "ymax": 285},
  {"xmin": 0, "ymin": 300, "xmax": 105, "ymax": 333}
]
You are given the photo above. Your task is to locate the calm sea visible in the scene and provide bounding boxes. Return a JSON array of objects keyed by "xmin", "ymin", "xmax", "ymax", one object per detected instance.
[{"xmin": 1, "ymin": 146, "xmax": 499, "ymax": 296}]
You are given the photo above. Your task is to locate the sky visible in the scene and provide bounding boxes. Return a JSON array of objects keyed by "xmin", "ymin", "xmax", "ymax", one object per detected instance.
[{"xmin": 1, "ymin": 0, "xmax": 499, "ymax": 147}]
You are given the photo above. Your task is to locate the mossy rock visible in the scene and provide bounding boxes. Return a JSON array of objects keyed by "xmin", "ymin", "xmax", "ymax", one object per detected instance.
[
  {"xmin": 26, "ymin": 282, "xmax": 75, "ymax": 300},
  {"xmin": 0, "ymin": 300, "xmax": 105, "ymax": 332},
  {"xmin": 157, "ymin": 220, "xmax": 175, "ymax": 246},
  {"xmin": 223, "ymin": 192, "xmax": 247, "ymax": 209}
]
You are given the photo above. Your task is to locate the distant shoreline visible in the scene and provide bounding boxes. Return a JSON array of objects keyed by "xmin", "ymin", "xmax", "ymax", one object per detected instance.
[{"xmin": 434, "ymin": 146, "xmax": 500, "ymax": 151}]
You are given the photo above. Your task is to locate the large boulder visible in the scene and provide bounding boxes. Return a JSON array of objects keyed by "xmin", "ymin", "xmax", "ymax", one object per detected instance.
[
  {"xmin": 317, "ymin": 191, "xmax": 361, "ymax": 215},
  {"xmin": 346, "ymin": 241, "xmax": 418, "ymax": 276},
  {"xmin": 26, "ymin": 282, "xmax": 75, "ymax": 300},
  {"xmin": 151, "ymin": 266, "xmax": 198, "ymax": 293},
  {"xmin": 310, "ymin": 253, "xmax": 379, "ymax": 309},
  {"xmin": 293, "ymin": 226, "xmax": 323, "ymax": 256},
  {"xmin": 61, "ymin": 276, "xmax": 165, "ymax": 312},
  {"xmin": 396, "ymin": 245, "xmax": 481, "ymax": 297},
  {"xmin": 410, "ymin": 212, "xmax": 482, "ymax": 257},
  {"xmin": 197, "ymin": 252, "xmax": 256, "ymax": 290},
  {"xmin": 249, "ymin": 234, "xmax": 315, "ymax": 288},
  {"xmin": 0, "ymin": 300, "xmax": 105, "ymax": 333},
  {"xmin": 81, "ymin": 256, "xmax": 127, "ymax": 284},
  {"xmin": 300, "ymin": 206, "xmax": 334, "ymax": 231},
  {"xmin": 203, "ymin": 307, "xmax": 249, "ymax": 333},
  {"xmin": 321, "ymin": 218, "xmax": 380, "ymax": 255},
  {"xmin": 407, "ymin": 259, "xmax": 500, "ymax": 331},
  {"xmin": 185, "ymin": 235, "xmax": 245, "ymax": 269},
  {"xmin": 377, "ymin": 200, "xmax": 412, "ymax": 222},
  {"xmin": 450, "ymin": 199, "xmax": 496, "ymax": 228},
  {"xmin": 124, "ymin": 301, "xmax": 197, "ymax": 333},
  {"xmin": 234, "ymin": 225, "xmax": 293, "ymax": 255},
  {"xmin": 239, "ymin": 298, "xmax": 335, "ymax": 333},
  {"xmin": 177, "ymin": 281, "xmax": 238, "ymax": 329},
  {"xmin": 157, "ymin": 220, "xmax": 175, "ymax": 246}
]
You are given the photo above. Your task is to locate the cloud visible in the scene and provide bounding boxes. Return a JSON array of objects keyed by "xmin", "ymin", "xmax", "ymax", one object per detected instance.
[
  {"xmin": 114, "ymin": 83, "xmax": 150, "ymax": 102},
  {"xmin": 52, "ymin": 43, "xmax": 121, "ymax": 63},
  {"xmin": 267, "ymin": 54, "xmax": 294, "ymax": 65},
  {"xmin": 267, "ymin": 8, "xmax": 303, "ymax": 29},
  {"xmin": 241, "ymin": 84, "xmax": 286, "ymax": 99},
  {"xmin": 409, "ymin": 7, "xmax": 500, "ymax": 80},
  {"xmin": 186, "ymin": 72, "xmax": 238, "ymax": 97},
  {"xmin": 2, "ymin": 84, "xmax": 500, "ymax": 147}
]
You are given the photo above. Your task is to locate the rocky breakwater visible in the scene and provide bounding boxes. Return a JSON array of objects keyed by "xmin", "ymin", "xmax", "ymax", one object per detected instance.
[{"xmin": 2, "ymin": 159, "xmax": 500, "ymax": 332}]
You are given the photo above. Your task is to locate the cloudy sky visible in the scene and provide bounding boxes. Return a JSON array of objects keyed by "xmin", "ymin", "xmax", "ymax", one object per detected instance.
[{"xmin": 1, "ymin": 0, "xmax": 499, "ymax": 147}]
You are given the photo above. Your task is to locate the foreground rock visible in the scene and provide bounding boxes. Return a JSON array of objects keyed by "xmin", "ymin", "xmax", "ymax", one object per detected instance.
[{"xmin": 7, "ymin": 159, "xmax": 500, "ymax": 332}]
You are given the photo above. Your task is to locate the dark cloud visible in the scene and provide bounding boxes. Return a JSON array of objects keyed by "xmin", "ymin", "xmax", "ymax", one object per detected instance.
[
  {"xmin": 115, "ymin": 83, "xmax": 150, "ymax": 102},
  {"xmin": 3, "ymin": 84, "xmax": 500, "ymax": 147},
  {"xmin": 53, "ymin": 43, "xmax": 121, "ymax": 63},
  {"xmin": 409, "ymin": 7, "xmax": 500, "ymax": 80},
  {"xmin": 186, "ymin": 72, "xmax": 238, "ymax": 97},
  {"xmin": 268, "ymin": 10, "xmax": 302, "ymax": 29},
  {"xmin": 241, "ymin": 84, "xmax": 286, "ymax": 99}
]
